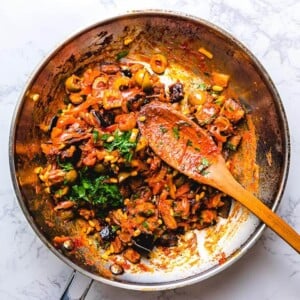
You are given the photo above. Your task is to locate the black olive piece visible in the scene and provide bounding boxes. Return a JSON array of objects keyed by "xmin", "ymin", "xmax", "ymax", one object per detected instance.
[
  {"xmin": 91, "ymin": 110, "xmax": 102, "ymax": 126},
  {"xmin": 48, "ymin": 115, "xmax": 58, "ymax": 132},
  {"xmin": 99, "ymin": 225, "xmax": 116, "ymax": 241},
  {"xmin": 169, "ymin": 82, "xmax": 184, "ymax": 103},
  {"xmin": 70, "ymin": 145, "xmax": 82, "ymax": 164},
  {"xmin": 174, "ymin": 226, "xmax": 185, "ymax": 235},
  {"xmin": 121, "ymin": 69, "xmax": 132, "ymax": 78},
  {"xmin": 99, "ymin": 110, "xmax": 114, "ymax": 127},
  {"xmin": 60, "ymin": 144, "xmax": 82, "ymax": 165},
  {"xmin": 132, "ymin": 233, "xmax": 155, "ymax": 257},
  {"xmin": 155, "ymin": 231, "xmax": 178, "ymax": 247},
  {"xmin": 217, "ymin": 196, "xmax": 232, "ymax": 218},
  {"xmin": 91, "ymin": 110, "xmax": 114, "ymax": 128},
  {"xmin": 126, "ymin": 93, "xmax": 145, "ymax": 112}
]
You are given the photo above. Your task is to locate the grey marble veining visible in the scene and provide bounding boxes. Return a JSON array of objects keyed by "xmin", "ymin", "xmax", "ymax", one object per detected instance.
[{"xmin": 1, "ymin": 0, "xmax": 299, "ymax": 299}]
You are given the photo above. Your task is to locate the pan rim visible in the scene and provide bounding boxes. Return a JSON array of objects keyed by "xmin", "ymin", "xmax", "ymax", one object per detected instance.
[{"xmin": 8, "ymin": 9, "xmax": 290, "ymax": 291}]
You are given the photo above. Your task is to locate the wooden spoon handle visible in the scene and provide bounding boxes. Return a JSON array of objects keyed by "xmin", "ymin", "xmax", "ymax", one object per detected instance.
[{"xmin": 209, "ymin": 163, "xmax": 300, "ymax": 253}]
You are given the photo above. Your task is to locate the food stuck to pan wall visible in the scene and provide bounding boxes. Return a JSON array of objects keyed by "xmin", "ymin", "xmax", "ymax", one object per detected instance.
[{"xmin": 35, "ymin": 48, "xmax": 249, "ymax": 276}]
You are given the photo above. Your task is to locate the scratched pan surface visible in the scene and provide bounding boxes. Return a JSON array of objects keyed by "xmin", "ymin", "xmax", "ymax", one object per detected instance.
[{"xmin": 9, "ymin": 11, "xmax": 289, "ymax": 290}]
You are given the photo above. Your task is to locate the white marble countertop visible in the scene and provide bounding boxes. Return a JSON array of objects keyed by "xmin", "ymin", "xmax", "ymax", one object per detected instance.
[{"xmin": 1, "ymin": 0, "xmax": 299, "ymax": 299}]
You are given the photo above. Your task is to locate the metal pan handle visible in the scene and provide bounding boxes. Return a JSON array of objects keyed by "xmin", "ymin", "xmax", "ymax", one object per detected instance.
[{"xmin": 60, "ymin": 270, "xmax": 94, "ymax": 300}]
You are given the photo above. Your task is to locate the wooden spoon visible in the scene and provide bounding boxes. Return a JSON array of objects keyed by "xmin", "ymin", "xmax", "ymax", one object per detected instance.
[{"xmin": 138, "ymin": 101, "xmax": 300, "ymax": 253}]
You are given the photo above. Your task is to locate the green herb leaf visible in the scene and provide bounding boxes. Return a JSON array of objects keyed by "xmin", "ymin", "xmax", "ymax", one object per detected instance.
[
  {"xmin": 144, "ymin": 209, "xmax": 154, "ymax": 217},
  {"xmin": 197, "ymin": 83, "xmax": 207, "ymax": 91},
  {"xmin": 187, "ymin": 139, "xmax": 193, "ymax": 146},
  {"xmin": 103, "ymin": 129, "xmax": 137, "ymax": 161},
  {"xmin": 197, "ymin": 157, "xmax": 211, "ymax": 175},
  {"xmin": 100, "ymin": 133, "xmax": 111, "ymax": 141},
  {"xmin": 92, "ymin": 130, "xmax": 99, "ymax": 142},
  {"xmin": 116, "ymin": 50, "xmax": 129, "ymax": 61},
  {"xmin": 57, "ymin": 157, "xmax": 73, "ymax": 171},
  {"xmin": 226, "ymin": 142, "xmax": 237, "ymax": 151},
  {"xmin": 172, "ymin": 126, "xmax": 180, "ymax": 140},
  {"xmin": 201, "ymin": 158, "xmax": 210, "ymax": 167},
  {"xmin": 112, "ymin": 225, "xmax": 120, "ymax": 232},
  {"xmin": 201, "ymin": 170, "xmax": 210, "ymax": 176},
  {"xmin": 159, "ymin": 125, "xmax": 168, "ymax": 134},
  {"xmin": 215, "ymin": 98, "xmax": 224, "ymax": 105},
  {"xmin": 70, "ymin": 171, "xmax": 123, "ymax": 209},
  {"xmin": 142, "ymin": 221, "xmax": 149, "ymax": 229}
]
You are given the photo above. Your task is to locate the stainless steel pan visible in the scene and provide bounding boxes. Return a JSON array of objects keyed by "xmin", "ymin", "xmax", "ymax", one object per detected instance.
[{"xmin": 9, "ymin": 11, "xmax": 290, "ymax": 296}]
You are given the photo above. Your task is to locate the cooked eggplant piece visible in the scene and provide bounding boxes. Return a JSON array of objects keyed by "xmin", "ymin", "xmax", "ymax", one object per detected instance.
[
  {"xmin": 132, "ymin": 233, "xmax": 155, "ymax": 256},
  {"xmin": 99, "ymin": 225, "xmax": 116, "ymax": 241},
  {"xmin": 49, "ymin": 115, "xmax": 58, "ymax": 132},
  {"xmin": 217, "ymin": 196, "xmax": 232, "ymax": 218},
  {"xmin": 125, "ymin": 92, "xmax": 145, "ymax": 112},
  {"xmin": 174, "ymin": 226, "xmax": 185, "ymax": 235},
  {"xmin": 155, "ymin": 231, "xmax": 178, "ymax": 247},
  {"xmin": 221, "ymin": 98, "xmax": 245, "ymax": 123},
  {"xmin": 60, "ymin": 145, "xmax": 82, "ymax": 165},
  {"xmin": 169, "ymin": 82, "xmax": 184, "ymax": 103},
  {"xmin": 40, "ymin": 115, "xmax": 58, "ymax": 133},
  {"xmin": 92, "ymin": 110, "xmax": 114, "ymax": 127}
]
